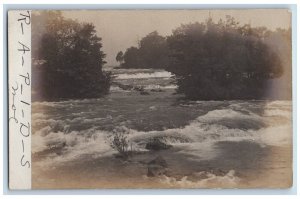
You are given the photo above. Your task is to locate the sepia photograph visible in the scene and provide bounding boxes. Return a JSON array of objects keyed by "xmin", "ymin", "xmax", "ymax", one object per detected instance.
[{"xmin": 27, "ymin": 9, "xmax": 292, "ymax": 189}]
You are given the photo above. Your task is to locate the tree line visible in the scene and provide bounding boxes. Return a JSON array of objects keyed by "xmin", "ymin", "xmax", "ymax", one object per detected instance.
[
  {"xmin": 116, "ymin": 31, "xmax": 169, "ymax": 69},
  {"xmin": 32, "ymin": 12, "xmax": 291, "ymax": 101},
  {"xmin": 117, "ymin": 16, "xmax": 291, "ymax": 100}
]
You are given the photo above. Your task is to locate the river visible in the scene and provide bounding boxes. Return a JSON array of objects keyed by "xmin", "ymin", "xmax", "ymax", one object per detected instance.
[{"xmin": 32, "ymin": 68, "xmax": 292, "ymax": 189}]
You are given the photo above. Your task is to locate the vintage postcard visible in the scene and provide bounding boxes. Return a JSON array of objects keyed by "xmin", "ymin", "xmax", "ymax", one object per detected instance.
[{"xmin": 8, "ymin": 9, "xmax": 293, "ymax": 189}]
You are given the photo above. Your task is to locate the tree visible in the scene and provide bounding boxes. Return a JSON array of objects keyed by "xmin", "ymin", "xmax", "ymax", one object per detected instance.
[
  {"xmin": 138, "ymin": 31, "xmax": 169, "ymax": 69},
  {"xmin": 32, "ymin": 11, "xmax": 111, "ymax": 101},
  {"xmin": 120, "ymin": 31, "xmax": 168, "ymax": 69},
  {"xmin": 122, "ymin": 47, "xmax": 141, "ymax": 68},
  {"xmin": 116, "ymin": 51, "xmax": 124, "ymax": 65},
  {"xmin": 166, "ymin": 17, "xmax": 285, "ymax": 100}
]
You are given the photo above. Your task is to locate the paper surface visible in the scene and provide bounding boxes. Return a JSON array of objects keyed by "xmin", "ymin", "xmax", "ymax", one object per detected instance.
[{"xmin": 8, "ymin": 10, "xmax": 32, "ymax": 190}]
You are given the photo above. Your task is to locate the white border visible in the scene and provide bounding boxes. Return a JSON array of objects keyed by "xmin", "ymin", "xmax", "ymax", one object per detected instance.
[
  {"xmin": 1, "ymin": 0, "xmax": 299, "ymax": 198},
  {"xmin": 7, "ymin": 10, "xmax": 32, "ymax": 190}
]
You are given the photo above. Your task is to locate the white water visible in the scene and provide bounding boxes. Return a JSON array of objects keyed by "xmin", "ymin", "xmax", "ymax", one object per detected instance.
[
  {"xmin": 115, "ymin": 71, "xmax": 173, "ymax": 79},
  {"xmin": 32, "ymin": 99, "xmax": 292, "ymax": 167},
  {"xmin": 32, "ymin": 69, "xmax": 292, "ymax": 188},
  {"xmin": 155, "ymin": 170, "xmax": 240, "ymax": 188}
]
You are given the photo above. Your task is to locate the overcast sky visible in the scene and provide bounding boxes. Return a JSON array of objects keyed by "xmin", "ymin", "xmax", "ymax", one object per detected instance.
[{"xmin": 63, "ymin": 9, "xmax": 291, "ymax": 66}]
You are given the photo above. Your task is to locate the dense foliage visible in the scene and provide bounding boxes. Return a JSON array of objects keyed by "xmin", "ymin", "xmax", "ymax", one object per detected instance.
[
  {"xmin": 117, "ymin": 17, "xmax": 290, "ymax": 100},
  {"xmin": 166, "ymin": 17, "xmax": 289, "ymax": 100},
  {"xmin": 118, "ymin": 31, "xmax": 169, "ymax": 69},
  {"xmin": 32, "ymin": 11, "xmax": 111, "ymax": 101}
]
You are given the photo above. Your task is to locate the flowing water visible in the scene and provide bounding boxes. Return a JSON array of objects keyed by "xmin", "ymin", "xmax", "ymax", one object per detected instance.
[{"xmin": 32, "ymin": 68, "xmax": 293, "ymax": 189}]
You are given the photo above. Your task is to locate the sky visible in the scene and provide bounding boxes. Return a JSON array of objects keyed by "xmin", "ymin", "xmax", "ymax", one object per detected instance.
[{"xmin": 63, "ymin": 9, "xmax": 291, "ymax": 66}]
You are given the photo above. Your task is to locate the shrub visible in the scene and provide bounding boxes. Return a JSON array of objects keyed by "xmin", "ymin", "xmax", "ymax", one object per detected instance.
[{"xmin": 110, "ymin": 133, "xmax": 130, "ymax": 158}]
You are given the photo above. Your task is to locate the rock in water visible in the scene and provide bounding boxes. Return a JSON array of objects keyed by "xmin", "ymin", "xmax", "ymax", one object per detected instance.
[
  {"xmin": 140, "ymin": 91, "xmax": 150, "ymax": 95},
  {"xmin": 147, "ymin": 156, "xmax": 168, "ymax": 177},
  {"xmin": 145, "ymin": 138, "xmax": 172, "ymax": 151},
  {"xmin": 116, "ymin": 83, "xmax": 133, "ymax": 90},
  {"xmin": 133, "ymin": 86, "xmax": 144, "ymax": 91},
  {"xmin": 150, "ymin": 88, "xmax": 164, "ymax": 92}
]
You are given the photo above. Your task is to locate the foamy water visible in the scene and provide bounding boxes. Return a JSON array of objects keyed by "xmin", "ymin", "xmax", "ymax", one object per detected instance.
[
  {"xmin": 115, "ymin": 71, "xmax": 173, "ymax": 79},
  {"xmin": 32, "ymin": 69, "xmax": 292, "ymax": 188},
  {"xmin": 32, "ymin": 99, "xmax": 292, "ymax": 166},
  {"xmin": 155, "ymin": 170, "xmax": 241, "ymax": 188}
]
